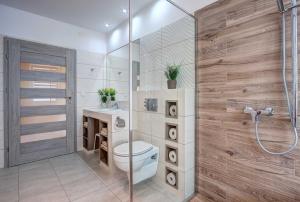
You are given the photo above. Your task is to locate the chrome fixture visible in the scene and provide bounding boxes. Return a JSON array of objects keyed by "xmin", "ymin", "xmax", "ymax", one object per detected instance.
[
  {"xmin": 244, "ymin": 106, "xmax": 274, "ymax": 123},
  {"xmin": 112, "ymin": 102, "xmax": 119, "ymax": 109},
  {"xmin": 245, "ymin": 0, "xmax": 299, "ymax": 155},
  {"xmin": 276, "ymin": 0, "xmax": 300, "ymax": 12},
  {"xmin": 144, "ymin": 98, "xmax": 158, "ymax": 112},
  {"xmin": 115, "ymin": 116, "xmax": 125, "ymax": 128}
]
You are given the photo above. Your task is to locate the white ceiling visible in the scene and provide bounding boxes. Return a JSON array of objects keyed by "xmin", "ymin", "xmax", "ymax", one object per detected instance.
[{"xmin": 0, "ymin": 0, "xmax": 153, "ymax": 33}]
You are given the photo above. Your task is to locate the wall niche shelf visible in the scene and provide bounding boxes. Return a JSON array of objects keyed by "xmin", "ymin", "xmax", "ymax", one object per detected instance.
[
  {"xmin": 99, "ymin": 121, "xmax": 109, "ymax": 166},
  {"xmin": 165, "ymin": 123, "xmax": 178, "ymax": 143},
  {"xmin": 82, "ymin": 116, "xmax": 99, "ymax": 151},
  {"xmin": 166, "ymin": 167, "xmax": 178, "ymax": 190},
  {"xmin": 165, "ymin": 145, "xmax": 178, "ymax": 166},
  {"xmin": 165, "ymin": 100, "xmax": 178, "ymax": 119}
]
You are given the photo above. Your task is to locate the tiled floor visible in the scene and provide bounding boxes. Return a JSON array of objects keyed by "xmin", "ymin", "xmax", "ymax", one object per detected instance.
[{"xmin": 0, "ymin": 152, "xmax": 177, "ymax": 202}]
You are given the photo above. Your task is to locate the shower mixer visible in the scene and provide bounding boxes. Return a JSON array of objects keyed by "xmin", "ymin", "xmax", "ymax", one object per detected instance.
[{"xmin": 244, "ymin": 106, "xmax": 274, "ymax": 123}]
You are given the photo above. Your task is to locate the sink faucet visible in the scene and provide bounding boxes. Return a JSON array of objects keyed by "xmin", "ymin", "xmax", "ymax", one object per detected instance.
[{"xmin": 112, "ymin": 102, "xmax": 119, "ymax": 109}]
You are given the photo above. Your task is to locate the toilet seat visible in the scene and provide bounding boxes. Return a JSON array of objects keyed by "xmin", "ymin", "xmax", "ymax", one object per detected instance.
[{"xmin": 113, "ymin": 141, "xmax": 153, "ymax": 157}]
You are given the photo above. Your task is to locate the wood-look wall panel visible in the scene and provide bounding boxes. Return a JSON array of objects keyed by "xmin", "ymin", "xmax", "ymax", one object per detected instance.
[{"xmin": 194, "ymin": 0, "xmax": 300, "ymax": 201}]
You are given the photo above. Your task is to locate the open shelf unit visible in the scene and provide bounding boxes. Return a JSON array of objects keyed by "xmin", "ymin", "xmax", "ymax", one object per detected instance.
[
  {"xmin": 99, "ymin": 121, "xmax": 109, "ymax": 166},
  {"xmin": 82, "ymin": 116, "xmax": 99, "ymax": 151}
]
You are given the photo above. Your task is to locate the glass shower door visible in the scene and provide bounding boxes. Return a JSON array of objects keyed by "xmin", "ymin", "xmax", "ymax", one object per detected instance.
[{"xmin": 129, "ymin": 0, "xmax": 196, "ymax": 201}]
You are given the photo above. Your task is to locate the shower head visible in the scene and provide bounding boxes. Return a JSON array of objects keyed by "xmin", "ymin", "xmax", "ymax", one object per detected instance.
[{"xmin": 276, "ymin": 0, "xmax": 286, "ymax": 12}]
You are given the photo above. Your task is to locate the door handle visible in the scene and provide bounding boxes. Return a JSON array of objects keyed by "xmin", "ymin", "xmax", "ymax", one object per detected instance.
[{"xmin": 65, "ymin": 96, "xmax": 72, "ymax": 100}]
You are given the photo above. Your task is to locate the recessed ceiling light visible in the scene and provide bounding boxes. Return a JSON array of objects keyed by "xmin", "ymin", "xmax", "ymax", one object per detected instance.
[
  {"xmin": 122, "ymin": 9, "xmax": 127, "ymax": 13},
  {"xmin": 105, "ymin": 23, "xmax": 110, "ymax": 27}
]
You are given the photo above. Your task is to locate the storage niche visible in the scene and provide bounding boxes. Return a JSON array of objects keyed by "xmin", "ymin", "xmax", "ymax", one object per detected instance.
[
  {"xmin": 165, "ymin": 167, "xmax": 178, "ymax": 189},
  {"xmin": 165, "ymin": 100, "xmax": 178, "ymax": 119},
  {"xmin": 165, "ymin": 123, "xmax": 178, "ymax": 142},
  {"xmin": 165, "ymin": 145, "xmax": 178, "ymax": 166}
]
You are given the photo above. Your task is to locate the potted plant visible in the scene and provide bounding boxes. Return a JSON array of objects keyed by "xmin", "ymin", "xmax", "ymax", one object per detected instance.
[
  {"xmin": 165, "ymin": 64, "xmax": 181, "ymax": 89},
  {"xmin": 97, "ymin": 88, "xmax": 116, "ymax": 108}
]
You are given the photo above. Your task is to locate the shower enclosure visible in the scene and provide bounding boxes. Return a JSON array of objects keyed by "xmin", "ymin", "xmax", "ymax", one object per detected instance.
[
  {"xmin": 107, "ymin": 0, "xmax": 196, "ymax": 201},
  {"xmin": 129, "ymin": 0, "xmax": 196, "ymax": 201}
]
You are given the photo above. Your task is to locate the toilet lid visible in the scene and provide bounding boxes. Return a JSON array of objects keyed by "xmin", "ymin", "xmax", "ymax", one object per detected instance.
[{"xmin": 113, "ymin": 141, "xmax": 153, "ymax": 157}]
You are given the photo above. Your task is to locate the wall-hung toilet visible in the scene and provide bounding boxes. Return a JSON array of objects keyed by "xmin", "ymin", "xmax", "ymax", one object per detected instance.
[{"xmin": 113, "ymin": 141, "xmax": 159, "ymax": 184}]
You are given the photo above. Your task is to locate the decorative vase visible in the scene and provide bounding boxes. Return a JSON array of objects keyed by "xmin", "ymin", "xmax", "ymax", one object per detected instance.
[{"xmin": 167, "ymin": 80, "xmax": 177, "ymax": 89}]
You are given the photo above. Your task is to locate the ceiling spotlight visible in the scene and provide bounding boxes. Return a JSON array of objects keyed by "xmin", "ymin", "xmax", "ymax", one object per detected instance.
[
  {"xmin": 105, "ymin": 23, "xmax": 110, "ymax": 27},
  {"xmin": 122, "ymin": 9, "xmax": 127, "ymax": 13}
]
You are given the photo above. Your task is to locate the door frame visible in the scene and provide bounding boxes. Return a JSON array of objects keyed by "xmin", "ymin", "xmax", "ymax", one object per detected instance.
[{"xmin": 3, "ymin": 37, "xmax": 77, "ymax": 167}]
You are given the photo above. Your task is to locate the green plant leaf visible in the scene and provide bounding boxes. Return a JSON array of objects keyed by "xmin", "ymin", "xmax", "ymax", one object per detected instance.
[{"xmin": 164, "ymin": 63, "xmax": 181, "ymax": 80}]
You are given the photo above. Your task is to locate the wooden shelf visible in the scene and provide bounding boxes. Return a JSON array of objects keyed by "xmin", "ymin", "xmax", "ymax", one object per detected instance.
[{"xmin": 100, "ymin": 145, "xmax": 108, "ymax": 152}]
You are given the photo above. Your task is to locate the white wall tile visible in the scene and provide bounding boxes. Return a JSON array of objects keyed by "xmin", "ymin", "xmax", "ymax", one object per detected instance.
[
  {"xmin": 107, "ymin": 56, "xmax": 129, "ymax": 69},
  {"xmin": 77, "ymin": 50, "xmax": 105, "ymax": 66},
  {"xmin": 140, "ymin": 50, "xmax": 163, "ymax": 72},
  {"xmin": 77, "ymin": 78, "xmax": 106, "ymax": 93},
  {"xmin": 151, "ymin": 136, "xmax": 165, "ymax": 164},
  {"xmin": 132, "ymin": 131, "xmax": 151, "ymax": 143},
  {"xmin": 184, "ymin": 168, "xmax": 195, "ymax": 198},
  {"xmin": 112, "ymin": 131, "xmax": 129, "ymax": 147},
  {"xmin": 162, "ymin": 38, "xmax": 195, "ymax": 66},
  {"xmin": 137, "ymin": 111, "xmax": 152, "ymax": 135},
  {"xmin": 178, "ymin": 88, "xmax": 195, "ymax": 116},
  {"xmin": 108, "ymin": 81, "xmax": 128, "ymax": 94},
  {"xmin": 178, "ymin": 116, "xmax": 195, "ymax": 144},
  {"xmin": 162, "ymin": 16, "xmax": 195, "ymax": 48},
  {"xmin": 77, "ymin": 63, "xmax": 106, "ymax": 80},
  {"xmin": 140, "ymin": 30, "xmax": 162, "ymax": 55},
  {"xmin": 77, "ymin": 92, "xmax": 101, "ymax": 108},
  {"xmin": 107, "ymin": 68, "xmax": 129, "ymax": 82},
  {"xmin": 177, "ymin": 63, "xmax": 195, "ymax": 89},
  {"xmin": 151, "ymin": 113, "xmax": 165, "ymax": 139}
]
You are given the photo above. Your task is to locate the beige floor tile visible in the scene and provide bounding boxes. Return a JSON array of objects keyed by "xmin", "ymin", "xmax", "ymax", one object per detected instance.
[
  {"xmin": 72, "ymin": 188, "xmax": 121, "ymax": 202},
  {"xmin": 62, "ymin": 172, "xmax": 106, "ymax": 201},
  {"xmin": 19, "ymin": 185, "xmax": 69, "ymax": 202},
  {"xmin": 0, "ymin": 174, "xmax": 18, "ymax": 202}
]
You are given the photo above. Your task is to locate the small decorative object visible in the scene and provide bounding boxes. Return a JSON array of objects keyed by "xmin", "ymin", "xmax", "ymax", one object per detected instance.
[
  {"xmin": 97, "ymin": 88, "xmax": 116, "ymax": 108},
  {"xmin": 164, "ymin": 64, "xmax": 181, "ymax": 89}
]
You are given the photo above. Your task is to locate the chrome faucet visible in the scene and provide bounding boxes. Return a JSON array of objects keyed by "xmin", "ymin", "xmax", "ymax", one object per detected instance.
[
  {"xmin": 244, "ymin": 106, "xmax": 274, "ymax": 123},
  {"xmin": 112, "ymin": 102, "xmax": 119, "ymax": 109}
]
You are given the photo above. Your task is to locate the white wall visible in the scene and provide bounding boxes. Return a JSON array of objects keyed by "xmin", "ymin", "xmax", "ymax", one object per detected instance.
[
  {"xmin": 106, "ymin": 0, "xmax": 218, "ymax": 52},
  {"xmin": 171, "ymin": 0, "xmax": 218, "ymax": 13},
  {"xmin": 0, "ymin": 4, "xmax": 106, "ymax": 53},
  {"xmin": 76, "ymin": 51, "xmax": 106, "ymax": 151}
]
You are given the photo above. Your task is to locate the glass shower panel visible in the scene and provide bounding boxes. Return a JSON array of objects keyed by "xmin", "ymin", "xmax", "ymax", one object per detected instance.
[{"xmin": 130, "ymin": 0, "xmax": 196, "ymax": 201}]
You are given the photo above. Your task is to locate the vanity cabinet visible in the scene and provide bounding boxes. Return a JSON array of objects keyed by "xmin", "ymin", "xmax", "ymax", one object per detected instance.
[{"xmin": 82, "ymin": 109, "xmax": 129, "ymax": 170}]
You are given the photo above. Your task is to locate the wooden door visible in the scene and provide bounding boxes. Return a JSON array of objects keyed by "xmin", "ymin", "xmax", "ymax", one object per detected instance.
[{"xmin": 5, "ymin": 38, "xmax": 76, "ymax": 166}]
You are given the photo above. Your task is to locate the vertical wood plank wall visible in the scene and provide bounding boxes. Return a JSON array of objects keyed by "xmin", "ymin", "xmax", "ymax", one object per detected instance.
[{"xmin": 194, "ymin": 0, "xmax": 300, "ymax": 201}]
